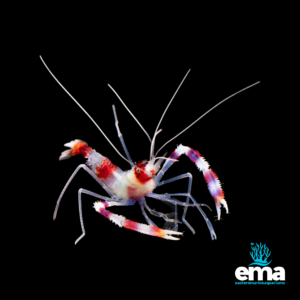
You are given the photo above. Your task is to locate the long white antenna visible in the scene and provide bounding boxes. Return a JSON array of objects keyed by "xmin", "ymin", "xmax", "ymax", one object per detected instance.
[
  {"xmin": 40, "ymin": 56, "xmax": 133, "ymax": 166},
  {"xmin": 155, "ymin": 81, "xmax": 261, "ymax": 157},
  {"xmin": 150, "ymin": 129, "xmax": 163, "ymax": 156},
  {"xmin": 150, "ymin": 69, "xmax": 191, "ymax": 159},
  {"xmin": 107, "ymin": 84, "xmax": 151, "ymax": 142}
]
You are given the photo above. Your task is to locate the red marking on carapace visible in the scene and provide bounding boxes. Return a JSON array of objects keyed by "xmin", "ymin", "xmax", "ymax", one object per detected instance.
[
  {"xmin": 70, "ymin": 142, "xmax": 92, "ymax": 157},
  {"xmin": 123, "ymin": 219, "xmax": 139, "ymax": 232},
  {"xmin": 136, "ymin": 161, "xmax": 148, "ymax": 169},
  {"xmin": 96, "ymin": 158, "xmax": 118, "ymax": 179},
  {"xmin": 134, "ymin": 168, "xmax": 152, "ymax": 184},
  {"xmin": 134, "ymin": 161, "xmax": 152, "ymax": 184}
]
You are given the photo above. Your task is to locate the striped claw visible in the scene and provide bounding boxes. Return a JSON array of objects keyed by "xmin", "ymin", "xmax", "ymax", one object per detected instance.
[
  {"xmin": 94, "ymin": 201, "xmax": 183, "ymax": 240},
  {"xmin": 59, "ymin": 139, "xmax": 91, "ymax": 160},
  {"xmin": 170, "ymin": 145, "xmax": 229, "ymax": 220}
]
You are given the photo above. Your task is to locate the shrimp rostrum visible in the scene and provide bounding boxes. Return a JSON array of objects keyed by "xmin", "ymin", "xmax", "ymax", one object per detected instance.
[{"xmin": 40, "ymin": 56, "xmax": 260, "ymax": 244}]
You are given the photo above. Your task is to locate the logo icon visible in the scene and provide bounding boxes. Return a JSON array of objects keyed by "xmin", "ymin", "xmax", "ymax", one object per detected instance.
[
  {"xmin": 235, "ymin": 242, "xmax": 285, "ymax": 284},
  {"xmin": 249, "ymin": 243, "xmax": 272, "ymax": 266}
]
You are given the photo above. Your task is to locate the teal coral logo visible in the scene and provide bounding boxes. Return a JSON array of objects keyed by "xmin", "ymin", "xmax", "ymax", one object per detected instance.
[
  {"xmin": 249, "ymin": 243, "xmax": 272, "ymax": 266},
  {"xmin": 235, "ymin": 242, "xmax": 285, "ymax": 284}
]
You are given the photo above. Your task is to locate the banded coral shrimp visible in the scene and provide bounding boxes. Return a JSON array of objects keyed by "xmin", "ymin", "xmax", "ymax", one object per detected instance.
[{"xmin": 40, "ymin": 56, "xmax": 259, "ymax": 244}]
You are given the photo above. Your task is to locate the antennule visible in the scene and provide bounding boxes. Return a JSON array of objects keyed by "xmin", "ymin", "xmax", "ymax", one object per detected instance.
[{"xmin": 40, "ymin": 56, "xmax": 133, "ymax": 165}]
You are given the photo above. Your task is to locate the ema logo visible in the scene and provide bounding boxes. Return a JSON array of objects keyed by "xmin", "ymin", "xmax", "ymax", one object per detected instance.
[{"xmin": 235, "ymin": 243, "xmax": 285, "ymax": 285}]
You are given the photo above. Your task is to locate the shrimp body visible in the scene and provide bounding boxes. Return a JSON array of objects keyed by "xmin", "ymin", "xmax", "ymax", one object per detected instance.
[{"xmin": 125, "ymin": 160, "xmax": 159, "ymax": 200}]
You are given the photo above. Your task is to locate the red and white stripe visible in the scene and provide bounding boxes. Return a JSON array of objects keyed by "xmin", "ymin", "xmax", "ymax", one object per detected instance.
[
  {"xmin": 170, "ymin": 144, "xmax": 228, "ymax": 220},
  {"xmin": 93, "ymin": 201, "xmax": 183, "ymax": 240}
]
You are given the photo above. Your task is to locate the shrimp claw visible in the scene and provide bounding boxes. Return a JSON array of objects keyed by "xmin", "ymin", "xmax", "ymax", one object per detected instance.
[{"xmin": 94, "ymin": 201, "xmax": 183, "ymax": 240}]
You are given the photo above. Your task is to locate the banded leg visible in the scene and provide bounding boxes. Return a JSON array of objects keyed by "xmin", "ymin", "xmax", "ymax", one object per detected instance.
[
  {"xmin": 112, "ymin": 105, "xmax": 133, "ymax": 164},
  {"xmin": 76, "ymin": 189, "xmax": 130, "ymax": 244},
  {"xmin": 156, "ymin": 144, "xmax": 228, "ymax": 220},
  {"xmin": 94, "ymin": 199, "xmax": 183, "ymax": 241},
  {"xmin": 148, "ymin": 192, "xmax": 216, "ymax": 240},
  {"xmin": 54, "ymin": 164, "xmax": 116, "ymax": 220},
  {"xmin": 157, "ymin": 173, "xmax": 195, "ymax": 234}
]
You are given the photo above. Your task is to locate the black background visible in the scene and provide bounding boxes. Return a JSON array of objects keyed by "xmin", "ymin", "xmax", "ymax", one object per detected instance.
[{"xmin": 26, "ymin": 24, "xmax": 291, "ymax": 294}]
